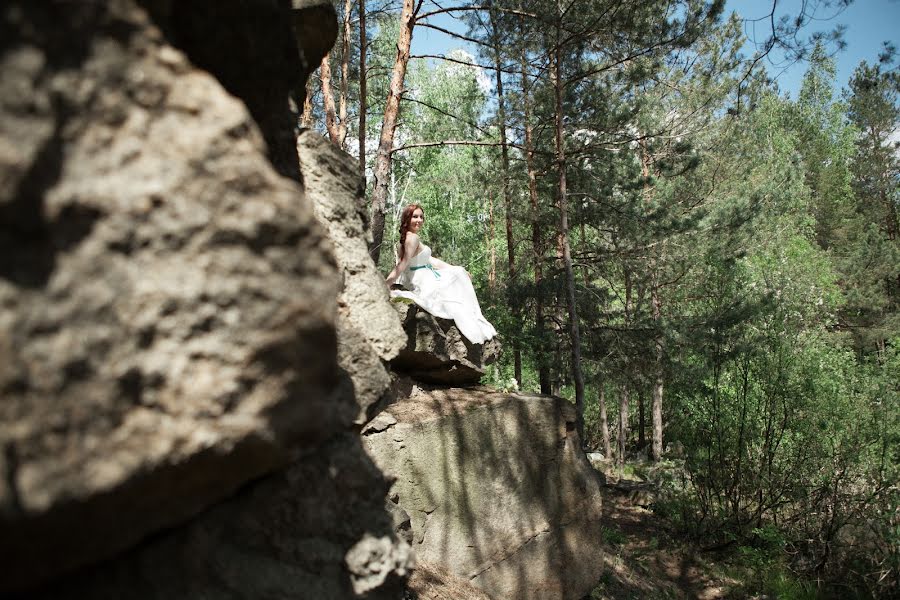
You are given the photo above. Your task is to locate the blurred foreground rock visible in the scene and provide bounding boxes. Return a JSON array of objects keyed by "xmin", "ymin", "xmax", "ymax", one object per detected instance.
[
  {"xmin": 0, "ymin": 0, "xmax": 409, "ymax": 596},
  {"xmin": 298, "ymin": 129, "xmax": 407, "ymax": 423},
  {"xmin": 32, "ymin": 433, "xmax": 411, "ymax": 599}
]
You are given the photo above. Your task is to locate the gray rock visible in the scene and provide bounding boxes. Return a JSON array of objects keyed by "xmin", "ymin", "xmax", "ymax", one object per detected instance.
[
  {"xmin": 390, "ymin": 303, "xmax": 501, "ymax": 385},
  {"xmin": 586, "ymin": 451, "xmax": 606, "ymax": 467},
  {"xmin": 298, "ymin": 129, "xmax": 407, "ymax": 423},
  {"xmin": 0, "ymin": 0, "xmax": 408, "ymax": 595},
  {"xmin": 665, "ymin": 440, "xmax": 685, "ymax": 458},
  {"xmin": 364, "ymin": 386, "xmax": 605, "ymax": 600},
  {"xmin": 407, "ymin": 562, "xmax": 495, "ymax": 600},
  {"xmin": 32, "ymin": 433, "xmax": 413, "ymax": 600},
  {"xmin": 138, "ymin": 0, "xmax": 337, "ymax": 181},
  {"xmin": 387, "ymin": 499, "xmax": 414, "ymax": 545}
]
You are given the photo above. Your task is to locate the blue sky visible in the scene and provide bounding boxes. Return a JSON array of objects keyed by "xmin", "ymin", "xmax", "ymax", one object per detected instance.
[
  {"xmin": 411, "ymin": 0, "xmax": 900, "ymax": 96},
  {"xmin": 729, "ymin": 0, "xmax": 900, "ymax": 96}
]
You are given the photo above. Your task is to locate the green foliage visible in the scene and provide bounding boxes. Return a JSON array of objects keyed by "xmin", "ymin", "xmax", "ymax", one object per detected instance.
[
  {"xmin": 357, "ymin": 3, "xmax": 898, "ymax": 596},
  {"xmin": 601, "ymin": 526, "xmax": 627, "ymax": 548},
  {"xmin": 376, "ymin": 50, "xmax": 492, "ymax": 274}
]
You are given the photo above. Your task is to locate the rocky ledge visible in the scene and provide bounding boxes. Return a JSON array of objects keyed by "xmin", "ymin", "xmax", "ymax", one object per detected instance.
[
  {"xmin": 390, "ymin": 302, "xmax": 501, "ymax": 386},
  {"xmin": 364, "ymin": 381, "xmax": 605, "ymax": 600}
]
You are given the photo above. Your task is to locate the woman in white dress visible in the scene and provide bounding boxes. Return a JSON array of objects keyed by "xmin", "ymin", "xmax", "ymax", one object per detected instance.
[{"xmin": 385, "ymin": 204, "xmax": 497, "ymax": 345}]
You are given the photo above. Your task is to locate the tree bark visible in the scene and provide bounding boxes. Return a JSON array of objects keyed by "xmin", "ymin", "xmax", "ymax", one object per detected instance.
[
  {"xmin": 651, "ymin": 282, "xmax": 665, "ymax": 461},
  {"xmin": 490, "ymin": 8, "xmax": 520, "ymax": 386},
  {"xmin": 638, "ymin": 391, "xmax": 646, "ymax": 449},
  {"xmin": 358, "ymin": 0, "xmax": 367, "ymax": 177},
  {"xmin": 369, "ymin": 0, "xmax": 417, "ymax": 263},
  {"xmin": 618, "ymin": 267, "xmax": 633, "ymax": 466},
  {"xmin": 519, "ymin": 24, "xmax": 550, "ymax": 394},
  {"xmin": 599, "ymin": 386, "xmax": 611, "ymax": 458},
  {"xmin": 618, "ymin": 383, "xmax": 630, "ymax": 466},
  {"xmin": 641, "ymin": 138, "xmax": 665, "ymax": 462},
  {"xmin": 553, "ymin": 11, "xmax": 586, "ymax": 444},
  {"xmin": 338, "ymin": 0, "xmax": 353, "ymax": 148},
  {"xmin": 488, "ymin": 190, "xmax": 497, "ymax": 292},
  {"xmin": 301, "ymin": 76, "xmax": 314, "ymax": 128},
  {"xmin": 320, "ymin": 52, "xmax": 339, "ymax": 145}
]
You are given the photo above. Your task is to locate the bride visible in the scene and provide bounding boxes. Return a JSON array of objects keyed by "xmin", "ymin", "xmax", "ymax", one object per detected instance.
[{"xmin": 385, "ymin": 204, "xmax": 497, "ymax": 345}]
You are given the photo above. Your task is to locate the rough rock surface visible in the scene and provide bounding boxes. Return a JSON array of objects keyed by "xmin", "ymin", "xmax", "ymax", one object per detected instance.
[
  {"xmin": 29, "ymin": 433, "xmax": 412, "ymax": 600},
  {"xmin": 0, "ymin": 0, "xmax": 410, "ymax": 595},
  {"xmin": 391, "ymin": 302, "xmax": 501, "ymax": 385},
  {"xmin": 139, "ymin": 0, "xmax": 338, "ymax": 181},
  {"xmin": 364, "ymin": 382, "xmax": 605, "ymax": 600},
  {"xmin": 407, "ymin": 561, "xmax": 495, "ymax": 600},
  {"xmin": 297, "ymin": 129, "xmax": 406, "ymax": 423}
]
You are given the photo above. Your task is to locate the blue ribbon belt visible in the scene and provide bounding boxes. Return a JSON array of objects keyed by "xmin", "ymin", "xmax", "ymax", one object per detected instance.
[{"xmin": 410, "ymin": 264, "xmax": 441, "ymax": 278}]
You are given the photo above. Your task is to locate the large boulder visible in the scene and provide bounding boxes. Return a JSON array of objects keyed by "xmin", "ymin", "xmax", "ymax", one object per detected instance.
[
  {"xmin": 391, "ymin": 302, "xmax": 501, "ymax": 385},
  {"xmin": 407, "ymin": 562, "xmax": 495, "ymax": 600},
  {"xmin": 138, "ymin": 0, "xmax": 338, "ymax": 181},
  {"xmin": 297, "ymin": 129, "xmax": 407, "ymax": 423},
  {"xmin": 29, "ymin": 433, "xmax": 412, "ymax": 599},
  {"xmin": 0, "ymin": 0, "xmax": 409, "ymax": 595},
  {"xmin": 363, "ymin": 383, "xmax": 605, "ymax": 600}
]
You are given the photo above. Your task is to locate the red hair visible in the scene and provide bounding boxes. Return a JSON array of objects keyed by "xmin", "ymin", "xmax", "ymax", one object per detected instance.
[{"xmin": 398, "ymin": 204, "xmax": 424, "ymax": 261}]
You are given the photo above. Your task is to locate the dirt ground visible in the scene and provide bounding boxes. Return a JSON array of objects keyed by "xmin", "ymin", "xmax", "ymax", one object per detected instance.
[{"xmin": 588, "ymin": 490, "xmax": 740, "ymax": 600}]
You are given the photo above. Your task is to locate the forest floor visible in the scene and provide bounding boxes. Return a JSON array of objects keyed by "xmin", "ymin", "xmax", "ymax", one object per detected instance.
[{"xmin": 587, "ymin": 464, "xmax": 748, "ymax": 600}]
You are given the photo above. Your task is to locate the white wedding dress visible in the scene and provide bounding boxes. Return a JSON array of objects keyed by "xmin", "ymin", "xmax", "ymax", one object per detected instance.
[{"xmin": 391, "ymin": 243, "xmax": 497, "ymax": 344}]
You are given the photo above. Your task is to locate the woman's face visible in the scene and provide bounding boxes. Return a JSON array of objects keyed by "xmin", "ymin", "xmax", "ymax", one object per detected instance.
[{"xmin": 410, "ymin": 208, "xmax": 424, "ymax": 233}]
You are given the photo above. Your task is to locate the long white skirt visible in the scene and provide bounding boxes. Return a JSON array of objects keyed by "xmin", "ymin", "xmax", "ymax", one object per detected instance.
[{"xmin": 392, "ymin": 265, "xmax": 497, "ymax": 344}]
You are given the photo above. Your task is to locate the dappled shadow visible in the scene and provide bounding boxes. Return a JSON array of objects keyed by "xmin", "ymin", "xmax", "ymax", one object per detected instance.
[
  {"xmin": 0, "ymin": 2, "xmax": 117, "ymax": 289},
  {"xmin": 366, "ymin": 381, "xmax": 606, "ymax": 599},
  {"xmin": 591, "ymin": 493, "xmax": 735, "ymax": 600},
  {"xmin": 22, "ymin": 367, "xmax": 408, "ymax": 599}
]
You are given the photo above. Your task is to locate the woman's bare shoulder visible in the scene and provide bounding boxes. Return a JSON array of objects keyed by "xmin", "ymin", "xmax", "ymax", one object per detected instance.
[{"xmin": 406, "ymin": 232, "xmax": 420, "ymax": 243}]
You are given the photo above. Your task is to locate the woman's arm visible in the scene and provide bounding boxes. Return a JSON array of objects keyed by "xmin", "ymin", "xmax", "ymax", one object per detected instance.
[{"xmin": 385, "ymin": 233, "xmax": 419, "ymax": 286}]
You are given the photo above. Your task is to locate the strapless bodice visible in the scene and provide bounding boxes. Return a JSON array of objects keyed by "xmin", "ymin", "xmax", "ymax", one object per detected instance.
[{"xmin": 406, "ymin": 243, "xmax": 432, "ymax": 269}]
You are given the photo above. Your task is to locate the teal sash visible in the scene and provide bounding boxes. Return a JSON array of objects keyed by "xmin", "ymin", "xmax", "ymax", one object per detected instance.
[{"xmin": 410, "ymin": 264, "xmax": 441, "ymax": 279}]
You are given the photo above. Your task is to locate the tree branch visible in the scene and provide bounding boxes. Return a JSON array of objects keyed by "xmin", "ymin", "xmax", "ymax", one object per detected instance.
[
  {"xmin": 400, "ymin": 95, "xmax": 493, "ymax": 136},
  {"xmin": 416, "ymin": 5, "xmax": 539, "ymax": 22},
  {"xmin": 415, "ymin": 22, "xmax": 494, "ymax": 48},
  {"xmin": 391, "ymin": 139, "xmax": 522, "ymax": 153},
  {"xmin": 409, "ymin": 53, "xmax": 525, "ymax": 76}
]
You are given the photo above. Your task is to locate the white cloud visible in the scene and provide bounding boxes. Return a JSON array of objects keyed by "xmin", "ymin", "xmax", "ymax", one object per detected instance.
[{"xmin": 446, "ymin": 48, "xmax": 492, "ymax": 94}]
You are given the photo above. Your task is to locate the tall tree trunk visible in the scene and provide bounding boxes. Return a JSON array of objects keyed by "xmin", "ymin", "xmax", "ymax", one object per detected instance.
[
  {"xmin": 490, "ymin": 9, "xmax": 520, "ymax": 386},
  {"xmin": 599, "ymin": 386, "xmax": 611, "ymax": 458},
  {"xmin": 337, "ymin": 0, "xmax": 352, "ymax": 148},
  {"xmin": 617, "ymin": 383, "xmax": 630, "ymax": 466},
  {"xmin": 519, "ymin": 27, "xmax": 550, "ymax": 394},
  {"xmin": 618, "ymin": 268, "xmax": 633, "ymax": 466},
  {"xmin": 651, "ymin": 282, "xmax": 665, "ymax": 461},
  {"xmin": 320, "ymin": 52, "xmax": 339, "ymax": 144},
  {"xmin": 553, "ymin": 14, "xmax": 586, "ymax": 444},
  {"xmin": 487, "ymin": 190, "xmax": 497, "ymax": 292},
  {"xmin": 301, "ymin": 75, "xmax": 314, "ymax": 128},
  {"xmin": 369, "ymin": 0, "xmax": 416, "ymax": 263},
  {"xmin": 358, "ymin": 0, "xmax": 367, "ymax": 177},
  {"xmin": 638, "ymin": 391, "xmax": 646, "ymax": 449},
  {"xmin": 640, "ymin": 138, "xmax": 665, "ymax": 462}
]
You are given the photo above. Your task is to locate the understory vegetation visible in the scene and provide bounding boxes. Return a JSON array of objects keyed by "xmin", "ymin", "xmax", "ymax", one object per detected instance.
[{"xmin": 307, "ymin": 0, "xmax": 898, "ymax": 595}]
